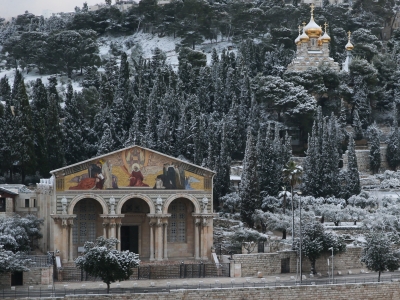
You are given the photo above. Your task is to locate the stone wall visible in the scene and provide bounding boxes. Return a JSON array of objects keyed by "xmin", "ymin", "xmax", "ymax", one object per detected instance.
[
  {"xmin": 343, "ymin": 145, "xmax": 389, "ymax": 173},
  {"xmin": 23, "ymin": 267, "xmax": 53, "ymax": 286},
  {"xmin": 0, "ymin": 273, "xmax": 10, "ymax": 288},
  {"xmin": 30, "ymin": 282, "xmax": 400, "ymax": 300},
  {"xmin": 233, "ymin": 247, "xmax": 363, "ymax": 277}
]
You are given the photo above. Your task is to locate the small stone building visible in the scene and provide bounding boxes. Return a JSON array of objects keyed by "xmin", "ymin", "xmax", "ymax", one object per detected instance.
[{"xmin": 36, "ymin": 146, "xmax": 216, "ymax": 265}]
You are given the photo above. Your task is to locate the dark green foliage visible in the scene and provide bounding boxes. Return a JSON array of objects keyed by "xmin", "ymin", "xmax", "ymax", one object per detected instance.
[
  {"xmin": 361, "ymin": 232, "xmax": 400, "ymax": 282},
  {"xmin": 302, "ymin": 107, "xmax": 342, "ymax": 197},
  {"xmin": 387, "ymin": 103, "xmax": 400, "ymax": 170},
  {"xmin": 368, "ymin": 123, "xmax": 381, "ymax": 174},
  {"xmin": 75, "ymin": 237, "xmax": 140, "ymax": 293},
  {"xmin": 343, "ymin": 135, "xmax": 361, "ymax": 198},
  {"xmin": 240, "ymin": 131, "xmax": 260, "ymax": 228},
  {"xmin": 293, "ymin": 222, "xmax": 346, "ymax": 274}
]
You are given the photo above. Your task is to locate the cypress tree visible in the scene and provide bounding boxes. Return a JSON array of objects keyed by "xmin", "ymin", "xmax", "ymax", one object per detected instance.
[
  {"xmin": 97, "ymin": 123, "xmax": 114, "ymax": 156},
  {"xmin": 369, "ymin": 123, "xmax": 381, "ymax": 174},
  {"xmin": 47, "ymin": 95, "xmax": 65, "ymax": 171},
  {"xmin": 31, "ymin": 79, "xmax": 49, "ymax": 176},
  {"xmin": 386, "ymin": 103, "xmax": 400, "ymax": 170},
  {"xmin": 302, "ymin": 107, "xmax": 341, "ymax": 197},
  {"xmin": 214, "ymin": 122, "xmax": 232, "ymax": 209},
  {"xmin": 352, "ymin": 110, "xmax": 363, "ymax": 140},
  {"xmin": 240, "ymin": 130, "xmax": 260, "ymax": 228},
  {"xmin": 63, "ymin": 91, "xmax": 86, "ymax": 165},
  {"xmin": 13, "ymin": 80, "xmax": 35, "ymax": 183},
  {"xmin": 345, "ymin": 134, "xmax": 361, "ymax": 197}
]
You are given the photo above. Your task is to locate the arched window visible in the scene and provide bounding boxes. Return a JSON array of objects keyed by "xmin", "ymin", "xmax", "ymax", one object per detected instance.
[
  {"xmin": 73, "ymin": 200, "xmax": 97, "ymax": 244},
  {"xmin": 168, "ymin": 200, "xmax": 186, "ymax": 242}
]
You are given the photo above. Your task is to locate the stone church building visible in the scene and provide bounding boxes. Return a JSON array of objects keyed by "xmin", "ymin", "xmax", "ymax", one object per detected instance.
[{"xmin": 32, "ymin": 146, "xmax": 216, "ymax": 265}]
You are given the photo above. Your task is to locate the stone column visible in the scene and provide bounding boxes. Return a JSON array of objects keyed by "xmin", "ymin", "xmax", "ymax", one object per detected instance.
[
  {"xmin": 163, "ymin": 222, "xmax": 168, "ymax": 260},
  {"xmin": 68, "ymin": 220, "xmax": 74, "ymax": 262},
  {"xmin": 156, "ymin": 222, "xmax": 163, "ymax": 261},
  {"xmin": 110, "ymin": 222, "xmax": 116, "ymax": 238},
  {"xmin": 102, "ymin": 222, "xmax": 108, "ymax": 238},
  {"xmin": 117, "ymin": 223, "xmax": 121, "ymax": 251},
  {"xmin": 61, "ymin": 219, "xmax": 68, "ymax": 263},
  {"xmin": 149, "ymin": 222, "xmax": 155, "ymax": 261},
  {"xmin": 194, "ymin": 220, "xmax": 200, "ymax": 260},
  {"xmin": 201, "ymin": 220, "xmax": 208, "ymax": 260}
]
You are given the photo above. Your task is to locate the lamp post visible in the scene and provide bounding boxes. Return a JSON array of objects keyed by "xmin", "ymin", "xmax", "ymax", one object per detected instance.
[
  {"xmin": 328, "ymin": 247, "xmax": 334, "ymax": 283},
  {"xmin": 298, "ymin": 191, "xmax": 302, "ymax": 284}
]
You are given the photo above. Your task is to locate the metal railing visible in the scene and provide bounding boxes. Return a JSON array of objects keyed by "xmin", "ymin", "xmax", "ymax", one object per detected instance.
[{"xmin": 56, "ymin": 263, "xmax": 230, "ymax": 282}]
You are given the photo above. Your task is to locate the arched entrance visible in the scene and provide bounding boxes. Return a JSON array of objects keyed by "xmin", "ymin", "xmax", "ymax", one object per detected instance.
[
  {"xmin": 120, "ymin": 198, "xmax": 151, "ymax": 258},
  {"xmin": 167, "ymin": 198, "xmax": 195, "ymax": 259},
  {"xmin": 72, "ymin": 198, "xmax": 104, "ymax": 257}
]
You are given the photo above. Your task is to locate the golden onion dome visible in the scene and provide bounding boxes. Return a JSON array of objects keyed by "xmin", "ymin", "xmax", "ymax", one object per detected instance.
[
  {"xmin": 295, "ymin": 35, "xmax": 301, "ymax": 45},
  {"xmin": 300, "ymin": 30, "xmax": 310, "ymax": 43},
  {"xmin": 320, "ymin": 32, "xmax": 331, "ymax": 43},
  {"xmin": 345, "ymin": 30, "xmax": 354, "ymax": 51},
  {"xmin": 345, "ymin": 41, "xmax": 354, "ymax": 51},
  {"xmin": 295, "ymin": 25, "xmax": 302, "ymax": 45},
  {"xmin": 304, "ymin": 4, "xmax": 322, "ymax": 38}
]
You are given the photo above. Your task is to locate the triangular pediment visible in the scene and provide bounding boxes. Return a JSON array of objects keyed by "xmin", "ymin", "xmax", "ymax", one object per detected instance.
[{"xmin": 51, "ymin": 146, "xmax": 214, "ymax": 192}]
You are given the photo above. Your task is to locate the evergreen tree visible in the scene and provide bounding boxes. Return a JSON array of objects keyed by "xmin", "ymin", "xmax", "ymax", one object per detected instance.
[
  {"xmin": 13, "ymin": 79, "xmax": 35, "ymax": 183},
  {"xmin": 214, "ymin": 122, "xmax": 232, "ymax": 209},
  {"xmin": 31, "ymin": 79, "xmax": 49, "ymax": 176},
  {"xmin": 344, "ymin": 134, "xmax": 361, "ymax": 198},
  {"xmin": 46, "ymin": 95, "xmax": 65, "ymax": 171},
  {"xmin": 302, "ymin": 107, "xmax": 341, "ymax": 197},
  {"xmin": 63, "ymin": 91, "xmax": 86, "ymax": 165},
  {"xmin": 386, "ymin": 103, "xmax": 400, "ymax": 170},
  {"xmin": 352, "ymin": 109, "xmax": 363, "ymax": 140},
  {"xmin": 97, "ymin": 123, "xmax": 114, "ymax": 156},
  {"xmin": 368, "ymin": 123, "xmax": 381, "ymax": 174},
  {"xmin": 240, "ymin": 130, "xmax": 260, "ymax": 228}
]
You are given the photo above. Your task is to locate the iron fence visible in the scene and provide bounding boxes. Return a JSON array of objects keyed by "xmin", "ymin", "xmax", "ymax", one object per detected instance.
[{"xmin": 56, "ymin": 263, "xmax": 230, "ymax": 282}]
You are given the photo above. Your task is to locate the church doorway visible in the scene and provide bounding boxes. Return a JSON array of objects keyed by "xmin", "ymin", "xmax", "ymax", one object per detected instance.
[{"xmin": 121, "ymin": 226, "xmax": 139, "ymax": 253}]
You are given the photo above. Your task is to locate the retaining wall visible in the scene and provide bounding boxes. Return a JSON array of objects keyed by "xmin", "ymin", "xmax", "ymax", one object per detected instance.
[
  {"xmin": 28, "ymin": 282, "xmax": 400, "ymax": 300},
  {"xmin": 233, "ymin": 246, "xmax": 363, "ymax": 277}
]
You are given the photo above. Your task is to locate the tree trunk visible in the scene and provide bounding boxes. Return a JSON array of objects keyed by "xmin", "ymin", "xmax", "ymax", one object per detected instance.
[
  {"xmin": 282, "ymin": 229, "xmax": 286, "ymax": 240},
  {"xmin": 282, "ymin": 194, "xmax": 286, "ymax": 214},
  {"xmin": 107, "ymin": 283, "xmax": 110, "ymax": 294},
  {"xmin": 378, "ymin": 271, "xmax": 381, "ymax": 282},
  {"xmin": 311, "ymin": 259, "xmax": 316, "ymax": 275}
]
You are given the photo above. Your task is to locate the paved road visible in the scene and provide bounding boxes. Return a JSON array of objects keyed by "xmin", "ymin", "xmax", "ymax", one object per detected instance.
[{"xmin": 1, "ymin": 271, "xmax": 399, "ymax": 299}]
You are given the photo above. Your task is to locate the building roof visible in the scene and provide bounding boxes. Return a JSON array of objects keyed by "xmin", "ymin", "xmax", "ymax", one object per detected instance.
[
  {"xmin": 50, "ymin": 145, "xmax": 215, "ymax": 176},
  {"xmin": 0, "ymin": 186, "xmax": 18, "ymax": 195}
]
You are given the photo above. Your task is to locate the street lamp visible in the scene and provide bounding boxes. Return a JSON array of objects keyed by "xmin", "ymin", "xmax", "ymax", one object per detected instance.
[
  {"xmin": 298, "ymin": 191, "xmax": 303, "ymax": 285},
  {"xmin": 328, "ymin": 247, "xmax": 334, "ymax": 283}
]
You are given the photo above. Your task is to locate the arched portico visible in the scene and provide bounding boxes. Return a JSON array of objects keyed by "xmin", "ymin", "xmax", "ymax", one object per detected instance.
[
  {"xmin": 116, "ymin": 193, "xmax": 156, "ymax": 214},
  {"xmin": 163, "ymin": 194, "xmax": 201, "ymax": 214},
  {"xmin": 68, "ymin": 193, "xmax": 108, "ymax": 215}
]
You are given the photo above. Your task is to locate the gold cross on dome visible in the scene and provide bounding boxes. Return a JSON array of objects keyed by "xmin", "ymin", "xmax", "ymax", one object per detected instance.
[
  {"xmin": 298, "ymin": 25, "xmax": 301, "ymax": 34},
  {"xmin": 310, "ymin": 3, "xmax": 315, "ymax": 15},
  {"xmin": 324, "ymin": 22, "xmax": 328, "ymax": 32},
  {"xmin": 348, "ymin": 30, "xmax": 351, "ymax": 40}
]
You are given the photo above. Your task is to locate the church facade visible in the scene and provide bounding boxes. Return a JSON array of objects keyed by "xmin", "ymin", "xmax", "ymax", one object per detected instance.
[{"xmin": 36, "ymin": 146, "xmax": 216, "ymax": 265}]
